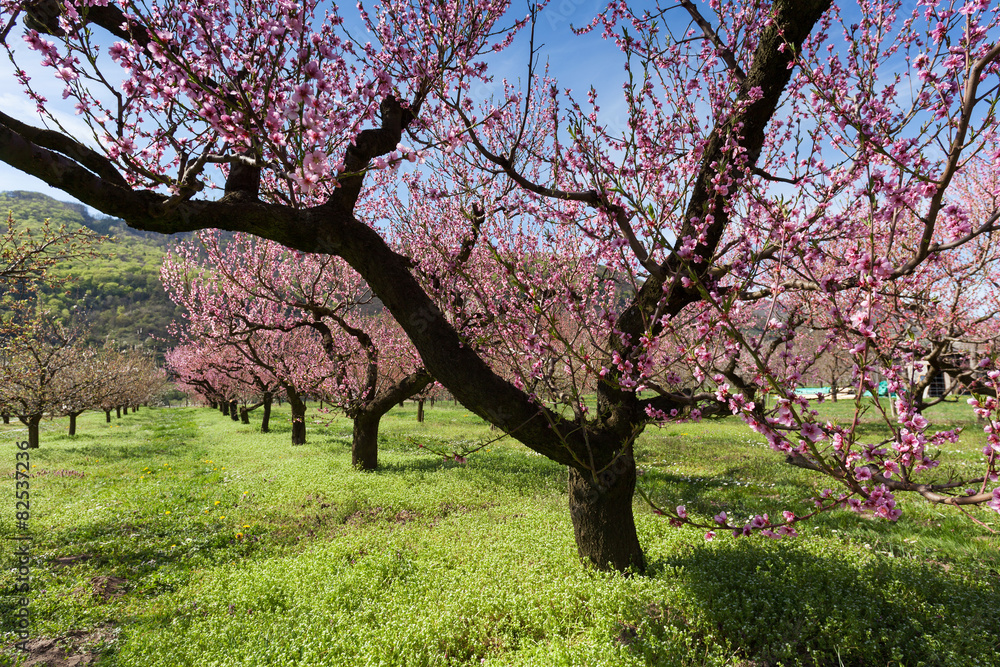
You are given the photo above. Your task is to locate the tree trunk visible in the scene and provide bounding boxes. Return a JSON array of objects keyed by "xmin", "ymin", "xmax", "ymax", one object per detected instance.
[
  {"xmin": 287, "ymin": 389, "xmax": 307, "ymax": 445},
  {"xmin": 229, "ymin": 400, "xmax": 239, "ymax": 422},
  {"xmin": 352, "ymin": 412, "xmax": 380, "ymax": 470},
  {"xmin": 221, "ymin": 401, "xmax": 230, "ymax": 417},
  {"xmin": 23, "ymin": 415, "xmax": 41, "ymax": 449},
  {"xmin": 104, "ymin": 409, "xmax": 111, "ymax": 423},
  {"xmin": 416, "ymin": 399, "xmax": 425, "ymax": 423},
  {"xmin": 68, "ymin": 411, "xmax": 81, "ymax": 436},
  {"xmin": 1, "ymin": 413, "xmax": 9, "ymax": 424},
  {"xmin": 240, "ymin": 406, "xmax": 250, "ymax": 424},
  {"xmin": 261, "ymin": 392, "xmax": 272, "ymax": 433},
  {"xmin": 352, "ymin": 370, "xmax": 432, "ymax": 470},
  {"xmin": 567, "ymin": 445, "xmax": 645, "ymax": 573},
  {"xmin": 115, "ymin": 406, "xmax": 122, "ymax": 419}
]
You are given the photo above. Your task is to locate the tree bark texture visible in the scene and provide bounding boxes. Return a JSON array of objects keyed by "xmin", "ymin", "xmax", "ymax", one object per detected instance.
[
  {"xmin": 287, "ymin": 389, "xmax": 307, "ymax": 445},
  {"xmin": 352, "ymin": 369, "xmax": 432, "ymax": 470},
  {"xmin": 261, "ymin": 392, "xmax": 272, "ymax": 433},
  {"xmin": 568, "ymin": 445, "xmax": 645, "ymax": 573},
  {"xmin": 352, "ymin": 412, "xmax": 380, "ymax": 470},
  {"xmin": 23, "ymin": 415, "xmax": 41, "ymax": 449}
]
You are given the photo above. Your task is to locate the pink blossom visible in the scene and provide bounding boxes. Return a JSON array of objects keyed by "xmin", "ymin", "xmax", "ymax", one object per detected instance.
[{"xmin": 800, "ymin": 422, "xmax": 825, "ymax": 442}]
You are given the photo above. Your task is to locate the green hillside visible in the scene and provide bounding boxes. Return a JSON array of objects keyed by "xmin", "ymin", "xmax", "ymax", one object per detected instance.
[{"xmin": 1, "ymin": 191, "xmax": 185, "ymax": 355}]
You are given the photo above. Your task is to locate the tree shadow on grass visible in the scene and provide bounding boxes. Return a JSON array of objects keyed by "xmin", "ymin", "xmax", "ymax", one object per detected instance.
[
  {"xmin": 5, "ymin": 517, "xmax": 267, "ymax": 620},
  {"xmin": 56, "ymin": 438, "xmax": 205, "ymax": 462},
  {"xmin": 370, "ymin": 448, "xmax": 569, "ymax": 497},
  {"xmin": 639, "ymin": 540, "xmax": 1000, "ymax": 667},
  {"xmin": 639, "ymin": 467, "xmax": 819, "ymax": 519},
  {"xmin": 53, "ymin": 413, "xmax": 203, "ymax": 462}
]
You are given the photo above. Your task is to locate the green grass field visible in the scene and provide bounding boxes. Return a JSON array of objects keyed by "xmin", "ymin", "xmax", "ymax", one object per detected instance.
[{"xmin": 1, "ymin": 400, "xmax": 998, "ymax": 666}]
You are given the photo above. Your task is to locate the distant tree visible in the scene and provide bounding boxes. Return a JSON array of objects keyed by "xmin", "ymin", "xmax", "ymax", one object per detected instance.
[
  {"xmin": 1, "ymin": 213, "xmax": 100, "ymax": 287},
  {"xmin": 119, "ymin": 348, "xmax": 168, "ymax": 411},
  {"xmin": 54, "ymin": 344, "xmax": 101, "ymax": 434},
  {"xmin": 165, "ymin": 343, "xmax": 239, "ymax": 412},
  {"xmin": 0, "ymin": 314, "xmax": 87, "ymax": 447}
]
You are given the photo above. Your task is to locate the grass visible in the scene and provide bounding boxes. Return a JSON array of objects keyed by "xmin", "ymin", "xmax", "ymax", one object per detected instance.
[{"xmin": 1, "ymin": 400, "xmax": 998, "ymax": 666}]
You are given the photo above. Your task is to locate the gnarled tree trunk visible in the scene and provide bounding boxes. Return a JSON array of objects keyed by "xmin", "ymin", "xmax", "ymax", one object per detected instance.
[
  {"xmin": 351, "ymin": 412, "xmax": 381, "ymax": 470},
  {"xmin": 568, "ymin": 444, "xmax": 644, "ymax": 573},
  {"xmin": 351, "ymin": 369, "xmax": 432, "ymax": 470},
  {"xmin": 261, "ymin": 392, "xmax": 272, "ymax": 433},
  {"xmin": 287, "ymin": 388, "xmax": 307, "ymax": 445},
  {"xmin": 68, "ymin": 411, "xmax": 82, "ymax": 435},
  {"xmin": 229, "ymin": 400, "xmax": 239, "ymax": 421},
  {"xmin": 20, "ymin": 414, "xmax": 42, "ymax": 449}
]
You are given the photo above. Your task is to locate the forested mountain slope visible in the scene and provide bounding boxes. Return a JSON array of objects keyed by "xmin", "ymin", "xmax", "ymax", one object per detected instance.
[{"xmin": 2, "ymin": 191, "xmax": 186, "ymax": 354}]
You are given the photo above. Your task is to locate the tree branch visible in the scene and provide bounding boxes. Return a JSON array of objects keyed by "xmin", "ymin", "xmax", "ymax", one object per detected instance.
[
  {"xmin": 677, "ymin": 0, "xmax": 747, "ymax": 83},
  {"xmin": 786, "ymin": 454, "xmax": 993, "ymax": 505}
]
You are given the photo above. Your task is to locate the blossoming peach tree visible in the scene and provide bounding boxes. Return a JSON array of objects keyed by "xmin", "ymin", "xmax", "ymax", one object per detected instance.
[{"xmin": 1, "ymin": 0, "xmax": 999, "ymax": 571}]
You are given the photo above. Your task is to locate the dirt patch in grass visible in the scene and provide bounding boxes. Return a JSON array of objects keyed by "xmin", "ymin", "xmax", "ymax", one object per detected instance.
[
  {"xmin": 90, "ymin": 576, "xmax": 127, "ymax": 601},
  {"xmin": 51, "ymin": 554, "xmax": 92, "ymax": 568},
  {"xmin": 70, "ymin": 575, "xmax": 127, "ymax": 601},
  {"xmin": 8, "ymin": 625, "xmax": 116, "ymax": 667}
]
